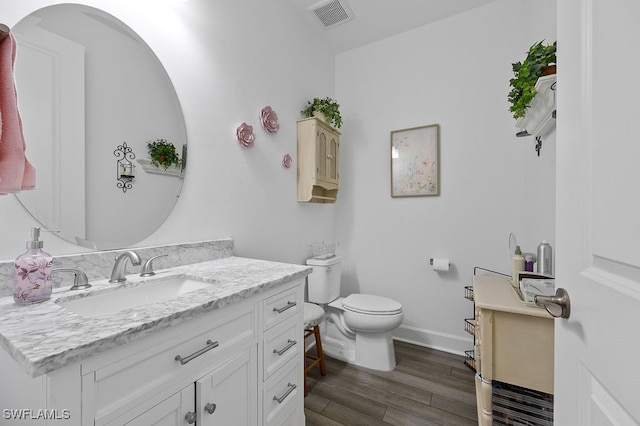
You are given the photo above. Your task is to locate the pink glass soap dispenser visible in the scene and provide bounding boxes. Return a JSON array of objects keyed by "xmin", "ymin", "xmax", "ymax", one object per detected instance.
[{"xmin": 13, "ymin": 227, "xmax": 53, "ymax": 304}]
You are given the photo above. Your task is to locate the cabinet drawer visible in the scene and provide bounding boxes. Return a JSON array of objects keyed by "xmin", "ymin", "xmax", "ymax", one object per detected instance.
[
  {"xmin": 263, "ymin": 319, "xmax": 301, "ymax": 380},
  {"xmin": 85, "ymin": 304, "xmax": 256, "ymax": 425},
  {"xmin": 263, "ymin": 286, "xmax": 300, "ymax": 331},
  {"xmin": 263, "ymin": 358, "xmax": 301, "ymax": 426}
]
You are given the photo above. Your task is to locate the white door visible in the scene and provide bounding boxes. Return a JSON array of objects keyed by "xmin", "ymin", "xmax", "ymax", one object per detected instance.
[
  {"xmin": 13, "ymin": 17, "xmax": 85, "ymax": 241},
  {"xmin": 556, "ymin": 0, "xmax": 640, "ymax": 424}
]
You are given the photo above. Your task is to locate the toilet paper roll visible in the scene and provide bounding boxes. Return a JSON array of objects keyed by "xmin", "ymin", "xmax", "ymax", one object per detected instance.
[{"xmin": 432, "ymin": 258, "xmax": 450, "ymax": 272}]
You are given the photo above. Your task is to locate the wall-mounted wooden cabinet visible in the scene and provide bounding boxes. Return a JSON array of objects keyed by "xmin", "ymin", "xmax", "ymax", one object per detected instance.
[{"xmin": 297, "ymin": 117, "xmax": 340, "ymax": 203}]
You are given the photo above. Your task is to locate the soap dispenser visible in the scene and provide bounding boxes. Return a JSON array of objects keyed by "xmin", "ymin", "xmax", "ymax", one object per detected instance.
[
  {"xmin": 511, "ymin": 245, "xmax": 525, "ymax": 287},
  {"xmin": 13, "ymin": 227, "xmax": 53, "ymax": 304}
]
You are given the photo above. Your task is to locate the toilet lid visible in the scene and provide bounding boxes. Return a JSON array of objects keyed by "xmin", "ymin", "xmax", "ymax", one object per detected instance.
[{"xmin": 341, "ymin": 294, "xmax": 402, "ymax": 315}]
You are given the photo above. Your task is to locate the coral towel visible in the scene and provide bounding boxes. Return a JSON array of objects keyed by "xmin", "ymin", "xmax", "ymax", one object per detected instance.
[{"xmin": 0, "ymin": 32, "xmax": 36, "ymax": 194}]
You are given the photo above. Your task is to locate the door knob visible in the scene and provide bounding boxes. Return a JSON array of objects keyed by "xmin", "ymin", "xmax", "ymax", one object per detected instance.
[
  {"xmin": 184, "ymin": 411, "xmax": 196, "ymax": 424},
  {"xmin": 204, "ymin": 402, "xmax": 217, "ymax": 414},
  {"xmin": 535, "ymin": 288, "xmax": 571, "ymax": 318}
]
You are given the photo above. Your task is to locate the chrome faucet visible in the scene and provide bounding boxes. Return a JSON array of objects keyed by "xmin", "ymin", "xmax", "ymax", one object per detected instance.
[
  {"xmin": 52, "ymin": 268, "xmax": 92, "ymax": 290},
  {"xmin": 109, "ymin": 250, "xmax": 141, "ymax": 283},
  {"xmin": 140, "ymin": 254, "xmax": 168, "ymax": 277}
]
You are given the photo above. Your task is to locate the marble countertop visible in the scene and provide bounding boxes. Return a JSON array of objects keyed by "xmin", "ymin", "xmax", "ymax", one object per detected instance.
[{"xmin": 0, "ymin": 256, "xmax": 311, "ymax": 377}]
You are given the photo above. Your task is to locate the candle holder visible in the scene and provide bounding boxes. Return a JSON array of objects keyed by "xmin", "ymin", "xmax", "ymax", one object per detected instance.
[{"xmin": 114, "ymin": 142, "xmax": 136, "ymax": 193}]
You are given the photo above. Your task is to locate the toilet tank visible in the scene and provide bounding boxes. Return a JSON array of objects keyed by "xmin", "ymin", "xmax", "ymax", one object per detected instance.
[{"xmin": 306, "ymin": 256, "xmax": 342, "ymax": 304}]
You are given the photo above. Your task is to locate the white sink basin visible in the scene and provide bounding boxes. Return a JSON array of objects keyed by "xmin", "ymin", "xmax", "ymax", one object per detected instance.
[{"xmin": 56, "ymin": 275, "xmax": 213, "ymax": 318}]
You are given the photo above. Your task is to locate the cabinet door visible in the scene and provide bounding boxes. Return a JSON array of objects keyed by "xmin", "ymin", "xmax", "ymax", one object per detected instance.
[
  {"xmin": 196, "ymin": 346, "xmax": 257, "ymax": 426},
  {"xmin": 316, "ymin": 129, "xmax": 329, "ymax": 182},
  {"xmin": 315, "ymin": 126, "xmax": 339, "ymax": 185},
  {"xmin": 120, "ymin": 386, "xmax": 195, "ymax": 426},
  {"xmin": 326, "ymin": 130, "xmax": 339, "ymax": 183}
]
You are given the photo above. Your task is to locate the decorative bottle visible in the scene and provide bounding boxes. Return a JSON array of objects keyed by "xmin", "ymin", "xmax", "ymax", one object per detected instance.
[
  {"xmin": 524, "ymin": 254, "xmax": 535, "ymax": 272},
  {"xmin": 13, "ymin": 228, "xmax": 53, "ymax": 304},
  {"xmin": 537, "ymin": 240, "xmax": 553, "ymax": 276}
]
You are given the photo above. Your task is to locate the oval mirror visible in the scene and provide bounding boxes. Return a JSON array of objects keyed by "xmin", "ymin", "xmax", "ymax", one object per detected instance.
[{"xmin": 13, "ymin": 4, "xmax": 186, "ymax": 250}]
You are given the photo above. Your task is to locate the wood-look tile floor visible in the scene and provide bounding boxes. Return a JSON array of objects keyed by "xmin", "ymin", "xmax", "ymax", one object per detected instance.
[{"xmin": 304, "ymin": 341, "xmax": 477, "ymax": 426}]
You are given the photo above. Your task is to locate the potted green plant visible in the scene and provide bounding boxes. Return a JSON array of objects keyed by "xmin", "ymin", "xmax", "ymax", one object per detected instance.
[
  {"xmin": 508, "ymin": 40, "xmax": 557, "ymax": 120},
  {"xmin": 147, "ymin": 139, "xmax": 181, "ymax": 170},
  {"xmin": 301, "ymin": 97, "xmax": 343, "ymax": 129}
]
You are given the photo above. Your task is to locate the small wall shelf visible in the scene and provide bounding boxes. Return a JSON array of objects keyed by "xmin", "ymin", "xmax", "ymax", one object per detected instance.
[
  {"xmin": 515, "ymin": 75, "xmax": 557, "ymax": 137},
  {"xmin": 137, "ymin": 159, "xmax": 183, "ymax": 177}
]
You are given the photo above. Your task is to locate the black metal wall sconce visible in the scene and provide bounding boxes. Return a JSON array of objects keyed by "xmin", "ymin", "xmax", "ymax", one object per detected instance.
[
  {"xmin": 516, "ymin": 130, "xmax": 545, "ymax": 157},
  {"xmin": 114, "ymin": 142, "xmax": 136, "ymax": 193}
]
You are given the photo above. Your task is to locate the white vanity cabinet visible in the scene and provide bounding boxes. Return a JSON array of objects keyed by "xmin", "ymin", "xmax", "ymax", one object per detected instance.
[
  {"xmin": 0, "ymin": 277, "xmax": 305, "ymax": 426},
  {"xmin": 261, "ymin": 285, "xmax": 303, "ymax": 425},
  {"xmin": 106, "ymin": 351, "xmax": 257, "ymax": 426}
]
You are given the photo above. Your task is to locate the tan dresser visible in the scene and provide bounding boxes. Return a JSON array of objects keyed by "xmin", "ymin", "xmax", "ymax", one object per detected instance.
[{"xmin": 473, "ymin": 274, "xmax": 554, "ymax": 425}]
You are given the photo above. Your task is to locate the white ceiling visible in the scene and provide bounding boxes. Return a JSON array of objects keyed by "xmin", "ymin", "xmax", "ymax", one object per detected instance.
[{"xmin": 281, "ymin": 0, "xmax": 500, "ymax": 53}]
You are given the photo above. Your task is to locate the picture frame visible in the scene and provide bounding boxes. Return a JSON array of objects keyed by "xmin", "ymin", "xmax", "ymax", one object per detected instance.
[{"xmin": 390, "ymin": 123, "xmax": 440, "ymax": 197}]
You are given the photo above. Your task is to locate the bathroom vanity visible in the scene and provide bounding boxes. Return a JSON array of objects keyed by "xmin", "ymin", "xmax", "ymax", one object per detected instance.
[
  {"xmin": 0, "ymin": 256, "xmax": 310, "ymax": 425},
  {"xmin": 472, "ymin": 274, "xmax": 554, "ymax": 425}
]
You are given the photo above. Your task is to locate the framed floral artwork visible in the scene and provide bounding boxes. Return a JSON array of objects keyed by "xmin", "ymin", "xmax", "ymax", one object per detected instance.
[{"xmin": 390, "ymin": 124, "xmax": 440, "ymax": 197}]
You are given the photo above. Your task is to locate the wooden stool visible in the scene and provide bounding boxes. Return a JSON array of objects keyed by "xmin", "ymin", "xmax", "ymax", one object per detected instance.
[{"xmin": 303, "ymin": 302, "xmax": 327, "ymax": 396}]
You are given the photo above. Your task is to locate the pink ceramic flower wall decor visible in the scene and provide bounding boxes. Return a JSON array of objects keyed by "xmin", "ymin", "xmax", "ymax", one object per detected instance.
[
  {"xmin": 236, "ymin": 122, "xmax": 255, "ymax": 148},
  {"xmin": 260, "ymin": 106, "xmax": 280, "ymax": 133},
  {"xmin": 282, "ymin": 154, "xmax": 292, "ymax": 168}
]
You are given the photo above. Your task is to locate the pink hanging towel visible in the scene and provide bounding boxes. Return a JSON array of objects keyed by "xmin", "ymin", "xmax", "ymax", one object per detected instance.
[{"xmin": 0, "ymin": 31, "xmax": 36, "ymax": 194}]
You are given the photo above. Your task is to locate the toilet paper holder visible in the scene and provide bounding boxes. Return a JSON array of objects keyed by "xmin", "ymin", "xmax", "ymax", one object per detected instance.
[{"xmin": 429, "ymin": 258, "xmax": 451, "ymax": 272}]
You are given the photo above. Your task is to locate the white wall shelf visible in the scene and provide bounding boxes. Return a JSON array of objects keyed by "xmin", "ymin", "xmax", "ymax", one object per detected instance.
[
  {"xmin": 137, "ymin": 158, "xmax": 183, "ymax": 177},
  {"xmin": 515, "ymin": 74, "xmax": 557, "ymax": 137}
]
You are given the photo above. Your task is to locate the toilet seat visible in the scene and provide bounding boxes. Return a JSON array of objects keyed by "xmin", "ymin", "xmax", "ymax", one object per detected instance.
[{"xmin": 342, "ymin": 294, "xmax": 402, "ymax": 316}]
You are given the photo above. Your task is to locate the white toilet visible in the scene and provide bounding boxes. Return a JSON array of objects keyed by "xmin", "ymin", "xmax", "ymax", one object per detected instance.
[{"xmin": 306, "ymin": 256, "xmax": 404, "ymax": 371}]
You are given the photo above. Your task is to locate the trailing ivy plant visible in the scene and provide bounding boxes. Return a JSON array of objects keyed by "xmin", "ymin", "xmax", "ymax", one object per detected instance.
[
  {"xmin": 508, "ymin": 40, "xmax": 557, "ymax": 119},
  {"xmin": 301, "ymin": 97, "xmax": 343, "ymax": 129},
  {"xmin": 147, "ymin": 139, "xmax": 181, "ymax": 170}
]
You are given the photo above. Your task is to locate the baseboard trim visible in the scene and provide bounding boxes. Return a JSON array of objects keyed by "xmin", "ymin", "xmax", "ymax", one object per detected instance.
[{"xmin": 393, "ymin": 324, "xmax": 473, "ymax": 357}]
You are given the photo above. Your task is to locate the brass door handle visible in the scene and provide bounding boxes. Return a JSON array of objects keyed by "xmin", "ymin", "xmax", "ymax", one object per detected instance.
[{"xmin": 535, "ymin": 288, "xmax": 571, "ymax": 318}]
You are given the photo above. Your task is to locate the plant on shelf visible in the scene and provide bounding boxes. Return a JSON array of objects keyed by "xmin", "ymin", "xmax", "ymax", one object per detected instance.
[
  {"xmin": 508, "ymin": 40, "xmax": 557, "ymax": 120},
  {"xmin": 301, "ymin": 97, "xmax": 342, "ymax": 129},
  {"xmin": 147, "ymin": 139, "xmax": 181, "ymax": 170}
]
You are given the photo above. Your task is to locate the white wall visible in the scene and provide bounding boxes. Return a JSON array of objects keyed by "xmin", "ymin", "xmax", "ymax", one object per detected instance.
[
  {"xmin": 334, "ymin": 0, "xmax": 557, "ymax": 353},
  {"xmin": 0, "ymin": 0, "xmax": 557, "ymax": 355},
  {"xmin": 0, "ymin": 0, "xmax": 337, "ymax": 266}
]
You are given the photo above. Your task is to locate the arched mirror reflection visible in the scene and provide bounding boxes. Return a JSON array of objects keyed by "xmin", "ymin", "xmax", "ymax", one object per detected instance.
[{"xmin": 13, "ymin": 4, "xmax": 186, "ymax": 250}]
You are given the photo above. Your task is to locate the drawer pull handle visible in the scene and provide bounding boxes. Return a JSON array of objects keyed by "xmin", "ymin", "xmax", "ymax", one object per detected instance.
[
  {"xmin": 184, "ymin": 411, "xmax": 197, "ymax": 424},
  {"xmin": 273, "ymin": 301, "xmax": 296, "ymax": 314},
  {"xmin": 273, "ymin": 339, "xmax": 297, "ymax": 356},
  {"xmin": 273, "ymin": 383, "xmax": 297, "ymax": 404},
  {"xmin": 204, "ymin": 402, "xmax": 217, "ymax": 414},
  {"xmin": 175, "ymin": 339, "xmax": 219, "ymax": 365}
]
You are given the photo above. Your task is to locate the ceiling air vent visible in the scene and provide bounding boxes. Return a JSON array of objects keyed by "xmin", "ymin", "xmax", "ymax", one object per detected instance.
[{"xmin": 309, "ymin": 0, "xmax": 354, "ymax": 29}]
